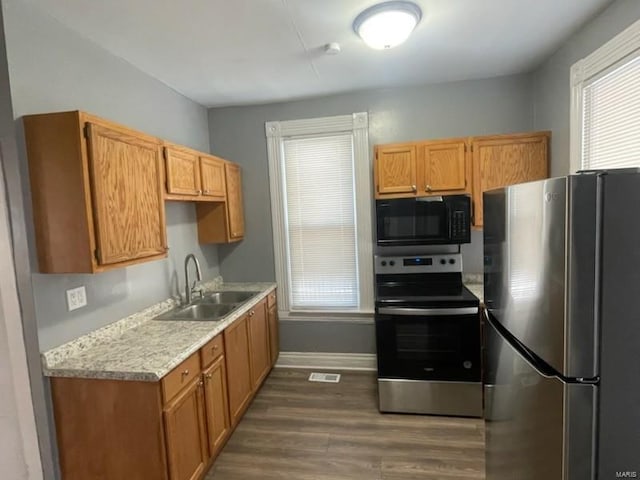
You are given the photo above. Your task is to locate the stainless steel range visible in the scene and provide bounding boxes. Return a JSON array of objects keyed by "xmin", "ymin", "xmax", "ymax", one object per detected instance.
[{"xmin": 374, "ymin": 253, "xmax": 482, "ymax": 417}]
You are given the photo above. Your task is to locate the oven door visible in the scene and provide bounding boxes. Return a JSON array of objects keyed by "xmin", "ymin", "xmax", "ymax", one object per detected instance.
[{"xmin": 375, "ymin": 306, "xmax": 481, "ymax": 382}]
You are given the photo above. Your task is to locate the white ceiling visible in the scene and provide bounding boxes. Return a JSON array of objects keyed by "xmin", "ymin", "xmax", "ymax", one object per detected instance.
[{"xmin": 26, "ymin": 0, "xmax": 611, "ymax": 107}]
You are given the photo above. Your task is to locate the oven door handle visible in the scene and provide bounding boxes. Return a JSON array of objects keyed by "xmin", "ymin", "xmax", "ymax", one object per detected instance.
[{"xmin": 377, "ymin": 307, "xmax": 479, "ymax": 316}]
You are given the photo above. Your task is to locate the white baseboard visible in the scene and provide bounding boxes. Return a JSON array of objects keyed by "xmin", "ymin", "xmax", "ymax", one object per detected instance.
[{"xmin": 275, "ymin": 352, "xmax": 376, "ymax": 371}]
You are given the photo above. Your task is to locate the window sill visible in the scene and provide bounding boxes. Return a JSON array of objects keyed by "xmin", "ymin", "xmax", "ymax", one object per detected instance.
[{"xmin": 279, "ymin": 309, "xmax": 374, "ymax": 324}]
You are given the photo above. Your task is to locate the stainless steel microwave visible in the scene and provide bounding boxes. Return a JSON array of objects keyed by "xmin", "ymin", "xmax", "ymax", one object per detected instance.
[{"xmin": 375, "ymin": 195, "xmax": 471, "ymax": 246}]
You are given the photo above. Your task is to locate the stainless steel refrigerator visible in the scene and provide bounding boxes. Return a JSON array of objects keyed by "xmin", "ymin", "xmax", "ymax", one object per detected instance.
[{"xmin": 483, "ymin": 169, "xmax": 640, "ymax": 480}]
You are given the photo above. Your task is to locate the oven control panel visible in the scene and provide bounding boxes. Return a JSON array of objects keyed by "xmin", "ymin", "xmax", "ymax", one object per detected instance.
[{"xmin": 375, "ymin": 254, "xmax": 463, "ymax": 274}]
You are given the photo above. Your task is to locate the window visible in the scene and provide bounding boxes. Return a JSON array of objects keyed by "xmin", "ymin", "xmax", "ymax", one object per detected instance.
[
  {"xmin": 266, "ymin": 113, "xmax": 373, "ymax": 314},
  {"xmin": 570, "ymin": 18, "xmax": 640, "ymax": 172}
]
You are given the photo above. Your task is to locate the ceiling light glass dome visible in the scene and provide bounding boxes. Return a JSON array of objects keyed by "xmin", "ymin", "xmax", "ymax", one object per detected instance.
[{"xmin": 353, "ymin": 1, "xmax": 422, "ymax": 50}]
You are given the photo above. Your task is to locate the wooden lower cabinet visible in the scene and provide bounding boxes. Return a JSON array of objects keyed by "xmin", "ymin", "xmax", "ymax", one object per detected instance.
[
  {"xmin": 202, "ymin": 355, "xmax": 231, "ymax": 458},
  {"xmin": 164, "ymin": 379, "xmax": 208, "ymax": 480},
  {"xmin": 248, "ymin": 299, "xmax": 271, "ymax": 389},
  {"xmin": 50, "ymin": 294, "xmax": 278, "ymax": 480},
  {"xmin": 224, "ymin": 313, "xmax": 253, "ymax": 426}
]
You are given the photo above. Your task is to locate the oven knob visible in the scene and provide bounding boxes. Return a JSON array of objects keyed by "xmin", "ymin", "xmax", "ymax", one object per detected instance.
[
  {"xmin": 381, "ymin": 260, "xmax": 387, "ymax": 266},
  {"xmin": 389, "ymin": 260, "xmax": 395, "ymax": 266},
  {"xmin": 449, "ymin": 258, "xmax": 456, "ymax": 264},
  {"xmin": 463, "ymin": 361, "xmax": 472, "ymax": 369},
  {"xmin": 440, "ymin": 259, "xmax": 446, "ymax": 265}
]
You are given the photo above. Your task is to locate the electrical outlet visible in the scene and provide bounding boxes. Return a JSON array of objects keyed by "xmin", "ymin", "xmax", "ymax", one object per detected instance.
[{"xmin": 66, "ymin": 286, "xmax": 87, "ymax": 311}]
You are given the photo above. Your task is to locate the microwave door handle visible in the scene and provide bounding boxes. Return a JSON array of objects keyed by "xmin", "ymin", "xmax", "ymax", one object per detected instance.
[{"xmin": 378, "ymin": 307, "xmax": 479, "ymax": 316}]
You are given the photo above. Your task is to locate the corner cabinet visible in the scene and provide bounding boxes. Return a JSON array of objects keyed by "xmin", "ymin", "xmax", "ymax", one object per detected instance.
[
  {"xmin": 24, "ymin": 111, "xmax": 167, "ymax": 273},
  {"xmin": 196, "ymin": 162, "xmax": 245, "ymax": 243},
  {"xmin": 471, "ymin": 132, "xmax": 549, "ymax": 227}
]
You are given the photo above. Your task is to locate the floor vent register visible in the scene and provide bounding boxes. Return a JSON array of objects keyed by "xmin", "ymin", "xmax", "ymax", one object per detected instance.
[{"xmin": 308, "ymin": 372, "xmax": 341, "ymax": 383}]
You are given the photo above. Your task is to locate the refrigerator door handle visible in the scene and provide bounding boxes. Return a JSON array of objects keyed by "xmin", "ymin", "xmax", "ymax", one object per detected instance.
[{"xmin": 484, "ymin": 309, "xmax": 560, "ymax": 379}]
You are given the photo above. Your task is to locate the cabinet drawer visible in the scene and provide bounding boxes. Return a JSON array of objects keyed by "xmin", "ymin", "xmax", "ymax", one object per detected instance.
[
  {"xmin": 200, "ymin": 334, "xmax": 225, "ymax": 368},
  {"xmin": 267, "ymin": 291, "xmax": 277, "ymax": 309},
  {"xmin": 162, "ymin": 352, "xmax": 201, "ymax": 403}
]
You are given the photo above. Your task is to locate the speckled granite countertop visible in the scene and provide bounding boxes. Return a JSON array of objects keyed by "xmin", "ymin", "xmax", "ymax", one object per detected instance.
[
  {"xmin": 463, "ymin": 274, "xmax": 484, "ymax": 303},
  {"xmin": 41, "ymin": 281, "xmax": 276, "ymax": 382}
]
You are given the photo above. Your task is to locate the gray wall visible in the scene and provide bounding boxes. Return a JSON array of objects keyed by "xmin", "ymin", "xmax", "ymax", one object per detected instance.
[
  {"xmin": 4, "ymin": 0, "xmax": 219, "ymax": 351},
  {"xmin": 209, "ymin": 73, "xmax": 534, "ymax": 353},
  {"xmin": 2, "ymin": 1, "xmax": 219, "ymax": 478},
  {"xmin": 532, "ymin": 0, "xmax": 640, "ymax": 176}
]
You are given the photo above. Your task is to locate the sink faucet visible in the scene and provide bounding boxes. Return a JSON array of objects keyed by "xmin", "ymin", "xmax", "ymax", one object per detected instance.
[{"xmin": 184, "ymin": 253, "xmax": 203, "ymax": 304}]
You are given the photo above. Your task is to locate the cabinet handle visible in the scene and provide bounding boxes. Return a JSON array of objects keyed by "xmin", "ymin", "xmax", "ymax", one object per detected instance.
[
  {"xmin": 212, "ymin": 344, "xmax": 219, "ymax": 351},
  {"xmin": 181, "ymin": 369, "xmax": 189, "ymax": 378},
  {"xmin": 197, "ymin": 381, "xmax": 204, "ymax": 388},
  {"xmin": 411, "ymin": 185, "xmax": 417, "ymax": 192},
  {"xmin": 205, "ymin": 373, "xmax": 213, "ymax": 380},
  {"xmin": 426, "ymin": 184, "xmax": 432, "ymax": 192},
  {"xmin": 197, "ymin": 189, "xmax": 202, "ymax": 194},
  {"xmin": 249, "ymin": 310, "xmax": 255, "ymax": 316}
]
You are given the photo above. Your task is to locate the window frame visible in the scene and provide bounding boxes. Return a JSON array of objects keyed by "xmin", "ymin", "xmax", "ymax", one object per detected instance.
[
  {"xmin": 570, "ymin": 18, "xmax": 640, "ymax": 173},
  {"xmin": 265, "ymin": 113, "xmax": 374, "ymax": 316}
]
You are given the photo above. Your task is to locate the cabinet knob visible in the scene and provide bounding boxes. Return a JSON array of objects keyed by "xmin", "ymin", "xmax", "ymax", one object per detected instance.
[
  {"xmin": 426, "ymin": 184, "xmax": 432, "ymax": 192},
  {"xmin": 205, "ymin": 373, "xmax": 213, "ymax": 380},
  {"xmin": 197, "ymin": 380, "xmax": 204, "ymax": 388},
  {"xmin": 181, "ymin": 369, "xmax": 189, "ymax": 378},
  {"xmin": 203, "ymin": 189, "xmax": 209, "ymax": 194},
  {"xmin": 249, "ymin": 310, "xmax": 255, "ymax": 316},
  {"xmin": 212, "ymin": 345, "xmax": 219, "ymax": 351},
  {"xmin": 197, "ymin": 189, "xmax": 202, "ymax": 194},
  {"xmin": 411, "ymin": 185, "xmax": 417, "ymax": 192}
]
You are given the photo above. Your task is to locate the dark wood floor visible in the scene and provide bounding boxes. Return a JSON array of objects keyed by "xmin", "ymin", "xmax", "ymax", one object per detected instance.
[{"xmin": 205, "ymin": 368, "xmax": 485, "ymax": 479}]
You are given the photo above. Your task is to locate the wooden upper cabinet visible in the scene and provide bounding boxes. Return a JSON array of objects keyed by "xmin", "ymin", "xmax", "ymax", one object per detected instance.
[
  {"xmin": 165, "ymin": 146, "xmax": 201, "ymax": 196},
  {"xmin": 472, "ymin": 131, "xmax": 550, "ymax": 227},
  {"xmin": 24, "ymin": 111, "xmax": 167, "ymax": 273},
  {"xmin": 87, "ymin": 123, "xmax": 167, "ymax": 266},
  {"xmin": 196, "ymin": 161, "xmax": 245, "ymax": 244},
  {"xmin": 225, "ymin": 162, "xmax": 245, "ymax": 240},
  {"xmin": 375, "ymin": 140, "xmax": 471, "ymax": 199},
  {"xmin": 200, "ymin": 155, "xmax": 226, "ymax": 200},
  {"xmin": 375, "ymin": 143, "xmax": 418, "ymax": 197},
  {"xmin": 419, "ymin": 139, "xmax": 469, "ymax": 195}
]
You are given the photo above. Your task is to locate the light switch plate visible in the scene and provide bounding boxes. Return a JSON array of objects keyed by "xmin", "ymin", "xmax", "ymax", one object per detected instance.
[{"xmin": 66, "ymin": 286, "xmax": 87, "ymax": 311}]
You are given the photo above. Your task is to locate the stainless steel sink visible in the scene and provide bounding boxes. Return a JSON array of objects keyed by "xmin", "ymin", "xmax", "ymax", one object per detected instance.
[
  {"xmin": 154, "ymin": 303, "xmax": 237, "ymax": 321},
  {"xmin": 202, "ymin": 291, "xmax": 259, "ymax": 304},
  {"xmin": 153, "ymin": 291, "xmax": 261, "ymax": 321}
]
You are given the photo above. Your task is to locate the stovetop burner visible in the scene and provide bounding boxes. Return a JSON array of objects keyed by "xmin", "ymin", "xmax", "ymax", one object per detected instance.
[{"xmin": 374, "ymin": 254, "xmax": 479, "ymax": 308}]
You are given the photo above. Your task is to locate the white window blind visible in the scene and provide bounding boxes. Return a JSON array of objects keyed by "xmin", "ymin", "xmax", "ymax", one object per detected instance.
[
  {"xmin": 282, "ymin": 134, "xmax": 359, "ymax": 309},
  {"xmin": 582, "ymin": 52, "xmax": 640, "ymax": 169}
]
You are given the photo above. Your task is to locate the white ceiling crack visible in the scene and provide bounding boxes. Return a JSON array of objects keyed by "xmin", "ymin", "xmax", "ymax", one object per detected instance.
[{"xmin": 280, "ymin": 0, "xmax": 321, "ymax": 80}]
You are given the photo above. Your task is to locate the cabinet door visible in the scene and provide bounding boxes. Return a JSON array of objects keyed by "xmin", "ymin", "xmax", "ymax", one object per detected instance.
[
  {"xmin": 165, "ymin": 147, "xmax": 201, "ymax": 196},
  {"xmin": 268, "ymin": 305, "xmax": 279, "ymax": 367},
  {"xmin": 248, "ymin": 300, "xmax": 270, "ymax": 390},
  {"xmin": 203, "ymin": 356, "xmax": 231, "ymax": 459},
  {"xmin": 472, "ymin": 132, "xmax": 549, "ymax": 227},
  {"xmin": 163, "ymin": 380, "xmax": 208, "ymax": 480},
  {"xmin": 200, "ymin": 155, "xmax": 226, "ymax": 199},
  {"xmin": 86, "ymin": 122, "xmax": 167, "ymax": 265},
  {"xmin": 375, "ymin": 144, "xmax": 417, "ymax": 197},
  {"xmin": 225, "ymin": 163, "xmax": 245, "ymax": 240},
  {"xmin": 420, "ymin": 140, "xmax": 468, "ymax": 195},
  {"xmin": 224, "ymin": 314, "xmax": 252, "ymax": 426}
]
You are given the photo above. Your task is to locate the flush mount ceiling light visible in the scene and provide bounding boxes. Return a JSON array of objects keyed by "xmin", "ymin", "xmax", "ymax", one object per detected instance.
[{"xmin": 353, "ymin": 1, "xmax": 422, "ymax": 50}]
